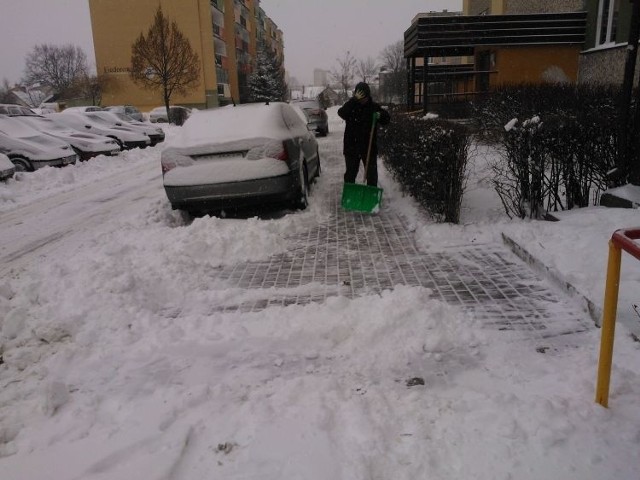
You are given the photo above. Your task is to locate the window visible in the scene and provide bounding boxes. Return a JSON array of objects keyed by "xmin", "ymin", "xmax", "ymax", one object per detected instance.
[{"xmin": 597, "ymin": 0, "xmax": 621, "ymax": 46}]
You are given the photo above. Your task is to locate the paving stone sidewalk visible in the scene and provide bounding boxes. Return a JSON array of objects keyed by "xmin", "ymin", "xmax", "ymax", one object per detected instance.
[{"xmin": 209, "ymin": 145, "xmax": 592, "ymax": 343}]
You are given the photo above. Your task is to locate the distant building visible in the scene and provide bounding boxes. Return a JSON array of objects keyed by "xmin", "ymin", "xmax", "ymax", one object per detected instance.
[
  {"xmin": 88, "ymin": 0, "xmax": 284, "ymax": 110},
  {"xmin": 313, "ymin": 69, "xmax": 328, "ymax": 86},
  {"xmin": 6, "ymin": 84, "xmax": 55, "ymax": 108},
  {"xmin": 317, "ymin": 87, "xmax": 339, "ymax": 108}
]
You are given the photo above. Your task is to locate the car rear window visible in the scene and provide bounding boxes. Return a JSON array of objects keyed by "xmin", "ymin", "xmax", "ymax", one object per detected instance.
[
  {"xmin": 173, "ymin": 103, "xmax": 289, "ymax": 148},
  {"xmin": 293, "ymin": 101, "xmax": 320, "ymax": 110}
]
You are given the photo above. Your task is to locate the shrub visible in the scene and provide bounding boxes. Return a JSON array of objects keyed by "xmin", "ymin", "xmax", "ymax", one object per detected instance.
[
  {"xmin": 473, "ymin": 84, "xmax": 619, "ymax": 218},
  {"xmin": 379, "ymin": 111, "xmax": 471, "ymax": 223}
]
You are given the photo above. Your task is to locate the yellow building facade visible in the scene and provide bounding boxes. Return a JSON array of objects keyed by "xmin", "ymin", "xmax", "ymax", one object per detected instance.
[{"xmin": 88, "ymin": 0, "xmax": 284, "ymax": 111}]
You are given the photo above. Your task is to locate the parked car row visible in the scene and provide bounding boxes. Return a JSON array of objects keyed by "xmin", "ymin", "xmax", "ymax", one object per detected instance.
[
  {"xmin": 0, "ymin": 103, "xmax": 165, "ymax": 173},
  {"xmin": 60, "ymin": 104, "xmax": 193, "ymax": 125}
]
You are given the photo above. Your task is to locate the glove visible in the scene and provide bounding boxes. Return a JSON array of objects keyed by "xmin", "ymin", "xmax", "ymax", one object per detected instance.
[
  {"xmin": 373, "ymin": 112, "xmax": 381, "ymax": 121},
  {"xmin": 354, "ymin": 89, "xmax": 366, "ymax": 100}
]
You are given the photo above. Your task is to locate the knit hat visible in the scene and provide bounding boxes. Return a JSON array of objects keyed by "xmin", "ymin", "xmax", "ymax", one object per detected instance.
[{"xmin": 354, "ymin": 82, "xmax": 371, "ymax": 98}]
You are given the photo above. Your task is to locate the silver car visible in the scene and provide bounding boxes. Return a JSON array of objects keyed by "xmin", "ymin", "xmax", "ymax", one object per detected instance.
[
  {"xmin": 290, "ymin": 99, "xmax": 329, "ymax": 137},
  {"xmin": 104, "ymin": 105, "xmax": 144, "ymax": 122},
  {"xmin": 0, "ymin": 117, "xmax": 77, "ymax": 171},
  {"xmin": 0, "ymin": 104, "xmax": 37, "ymax": 116},
  {"xmin": 13, "ymin": 115, "xmax": 121, "ymax": 160},
  {"xmin": 161, "ymin": 102, "xmax": 321, "ymax": 215},
  {"xmin": 85, "ymin": 111, "xmax": 165, "ymax": 146},
  {"xmin": 52, "ymin": 112, "xmax": 151, "ymax": 150},
  {"xmin": 149, "ymin": 106, "xmax": 191, "ymax": 125}
]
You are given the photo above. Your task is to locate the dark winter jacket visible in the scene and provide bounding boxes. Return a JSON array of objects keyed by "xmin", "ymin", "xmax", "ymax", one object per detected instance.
[{"xmin": 337, "ymin": 87, "xmax": 390, "ymax": 157}]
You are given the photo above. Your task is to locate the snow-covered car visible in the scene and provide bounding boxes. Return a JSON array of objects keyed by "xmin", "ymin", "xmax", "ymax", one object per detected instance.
[
  {"xmin": 0, "ymin": 117, "xmax": 77, "ymax": 171},
  {"xmin": 103, "ymin": 105, "xmax": 144, "ymax": 122},
  {"xmin": 0, "ymin": 104, "xmax": 37, "ymax": 116},
  {"xmin": 149, "ymin": 106, "xmax": 191, "ymax": 125},
  {"xmin": 13, "ymin": 115, "xmax": 121, "ymax": 160},
  {"xmin": 289, "ymin": 99, "xmax": 329, "ymax": 136},
  {"xmin": 161, "ymin": 102, "xmax": 321, "ymax": 215},
  {"xmin": 85, "ymin": 111, "xmax": 165, "ymax": 146},
  {"xmin": 61, "ymin": 106, "xmax": 104, "ymax": 113},
  {"xmin": 52, "ymin": 112, "xmax": 151, "ymax": 150},
  {"xmin": 0, "ymin": 152, "xmax": 16, "ymax": 180}
]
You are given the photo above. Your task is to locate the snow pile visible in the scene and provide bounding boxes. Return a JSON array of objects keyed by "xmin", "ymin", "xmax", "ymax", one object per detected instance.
[
  {"xmin": 0, "ymin": 106, "xmax": 640, "ymax": 479},
  {"xmin": 0, "ymin": 125, "xmax": 180, "ymax": 213}
]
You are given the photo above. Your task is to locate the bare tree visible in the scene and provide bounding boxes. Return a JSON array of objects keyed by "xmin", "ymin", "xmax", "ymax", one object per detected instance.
[
  {"xmin": 76, "ymin": 73, "xmax": 112, "ymax": 106},
  {"xmin": 379, "ymin": 40, "xmax": 407, "ymax": 104},
  {"xmin": 356, "ymin": 56, "xmax": 378, "ymax": 83},
  {"xmin": 130, "ymin": 6, "xmax": 200, "ymax": 123},
  {"xmin": 0, "ymin": 78, "xmax": 14, "ymax": 103},
  {"xmin": 329, "ymin": 51, "xmax": 357, "ymax": 102},
  {"xmin": 23, "ymin": 44, "xmax": 88, "ymax": 97}
]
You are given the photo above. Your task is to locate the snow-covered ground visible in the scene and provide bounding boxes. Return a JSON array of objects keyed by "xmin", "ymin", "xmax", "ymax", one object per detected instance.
[{"xmin": 0, "ymin": 108, "xmax": 639, "ymax": 479}]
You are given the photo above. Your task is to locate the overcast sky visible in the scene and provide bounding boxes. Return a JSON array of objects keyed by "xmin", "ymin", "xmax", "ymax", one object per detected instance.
[{"xmin": 0, "ymin": 0, "xmax": 461, "ymax": 86}]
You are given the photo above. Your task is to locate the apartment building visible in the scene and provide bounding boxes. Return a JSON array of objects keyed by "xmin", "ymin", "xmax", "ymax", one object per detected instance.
[
  {"xmin": 580, "ymin": 0, "xmax": 638, "ymax": 86},
  {"xmin": 463, "ymin": 0, "xmax": 639, "ymax": 87},
  {"xmin": 405, "ymin": 2, "xmax": 586, "ymax": 112},
  {"xmin": 88, "ymin": 0, "xmax": 284, "ymax": 111}
]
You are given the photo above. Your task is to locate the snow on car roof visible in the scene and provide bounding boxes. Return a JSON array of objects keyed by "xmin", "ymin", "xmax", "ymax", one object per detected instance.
[
  {"xmin": 0, "ymin": 116, "xmax": 43, "ymax": 137},
  {"xmin": 172, "ymin": 103, "xmax": 289, "ymax": 149}
]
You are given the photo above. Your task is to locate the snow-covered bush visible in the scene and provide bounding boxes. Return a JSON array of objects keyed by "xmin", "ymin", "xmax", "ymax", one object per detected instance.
[
  {"xmin": 379, "ymin": 111, "xmax": 470, "ymax": 223},
  {"xmin": 473, "ymin": 84, "xmax": 619, "ymax": 218}
]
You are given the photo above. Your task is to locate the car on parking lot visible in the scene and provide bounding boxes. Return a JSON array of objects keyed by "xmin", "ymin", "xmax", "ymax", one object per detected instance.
[
  {"xmin": 61, "ymin": 106, "xmax": 104, "ymax": 113},
  {"xmin": 289, "ymin": 99, "xmax": 328, "ymax": 136},
  {"xmin": 104, "ymin": 105, "xmax": 144, "ymax": 122},
  {"xmin": 13, "ymin": 115, "xmax": 121, "ymax": 160},
  {"xmin": 52, "ymin": 112, "xmax": 151, "ymax": 150},
  {"xmin": 85, "ymin": 111, "xmax": 165, "ymax": 146},
  {"xmin": 0, "ymin": 152, "xmax": 16, "ymax": 180},
  {"xmin": 0, "ymin": 116, "xmax": 77, "ymax": 171},
  {"xmin": 0, "ymin": 104, "xmax": 37, "ymax": 116},
  {"xmin": 149, "ymin": 105, "xmax": 191, "ymax": 125},
  {"xmin": 161, "ymin": 102, "xmax": 321, "ymax": 215}
]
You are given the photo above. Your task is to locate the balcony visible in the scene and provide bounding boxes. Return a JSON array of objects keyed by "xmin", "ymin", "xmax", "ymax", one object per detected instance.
[{"xmin": 210, "ymin": 0, "xmax": 224, "ymax": 12}]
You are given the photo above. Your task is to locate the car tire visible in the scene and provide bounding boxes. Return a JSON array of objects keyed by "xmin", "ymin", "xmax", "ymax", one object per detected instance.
[
  {"xmin": 295, "ymin": 161, "xmax": 309, "ymax": 210},
  {"xmin": 11, "ymin": 157, "xmax": 32, "ymax": 172},
  {"xmin": 315, "ymin": 149, "xmax": 321, "ymax": 180},
  {"xmin": 108, "ymin": 136, "xmax": 124, "ymax": 149}
]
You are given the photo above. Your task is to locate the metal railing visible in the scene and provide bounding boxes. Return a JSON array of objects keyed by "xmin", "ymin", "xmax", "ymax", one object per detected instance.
[{"xmin": 595, "ymin": 227, "xmax": 640, "ymax": 407}]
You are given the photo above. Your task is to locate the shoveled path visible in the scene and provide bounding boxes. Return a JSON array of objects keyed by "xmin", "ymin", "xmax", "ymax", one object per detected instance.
[{"xmin": 209, "ymin": 137, "xmax": 592, "ymax": 344}]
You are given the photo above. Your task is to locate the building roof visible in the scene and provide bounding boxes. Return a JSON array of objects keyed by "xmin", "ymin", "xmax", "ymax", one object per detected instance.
[{"xmin": 405, "ymin": 12, "xmax": 587, "ymax": 58}]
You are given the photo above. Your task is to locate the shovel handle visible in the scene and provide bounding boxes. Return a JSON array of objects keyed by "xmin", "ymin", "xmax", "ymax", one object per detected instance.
[{"xmin": 363, "ymin": 112, "xmax": 378, "ymax": 183}]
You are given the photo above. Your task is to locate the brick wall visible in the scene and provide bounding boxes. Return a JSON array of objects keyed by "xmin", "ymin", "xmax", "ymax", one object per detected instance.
[
  {"xmin": 579, "ymin": 46, "xmax": 640, "ymax": 86},
  {"xmin": 504, "ymin": 0, "xmax": 585, "ymax": 14},
  {"xmin": 467, "ymin": 0, "xmax": 491, "ymax": 15}
]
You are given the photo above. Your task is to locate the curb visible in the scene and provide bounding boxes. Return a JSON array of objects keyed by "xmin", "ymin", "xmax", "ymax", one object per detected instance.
[{"xmin": 501, "ymin": 232, "xmax": 602, "ymax": 327}]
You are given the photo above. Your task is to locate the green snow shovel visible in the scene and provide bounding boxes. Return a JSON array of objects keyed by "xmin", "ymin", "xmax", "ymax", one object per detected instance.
[{"xmin": 341, "ymin": 112, "xmax": 383, "ymax": 213}]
